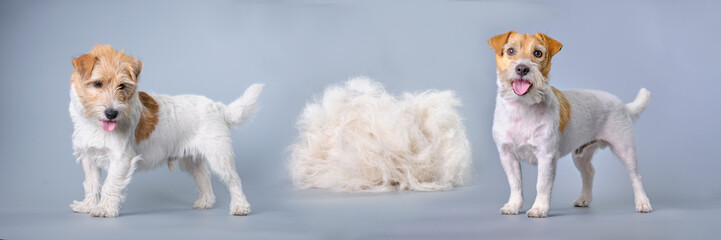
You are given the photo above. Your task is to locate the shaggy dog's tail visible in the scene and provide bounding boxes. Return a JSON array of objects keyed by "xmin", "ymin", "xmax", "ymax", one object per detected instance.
[
  {"xmin": 224, "ymin": 84, "xmax": 264, "ymax": 127},
  {"xmin": 626, "ymin": 88, "xmax": 650, "ymax": 121}
]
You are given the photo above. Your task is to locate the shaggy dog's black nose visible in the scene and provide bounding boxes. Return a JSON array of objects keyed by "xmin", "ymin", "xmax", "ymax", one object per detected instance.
[{"xmin": 105, "ymin": 109, "xmax": 119, "ymax": 120}]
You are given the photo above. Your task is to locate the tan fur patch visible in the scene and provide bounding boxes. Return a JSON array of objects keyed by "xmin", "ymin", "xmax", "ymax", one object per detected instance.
[
  {"xmin": 534, "ymin": 33, "xmax": 563, "ymax": 77},
  {"xmin": 72, "ymin": 54, "xmax": 98, "ymax": 81},
  {"xmin": 488, "ymin": 31, "xmax": 515, "ymax": 56},
  {"xmin": 135, "ymin": 92, "xmax": 159, "ymax": 143},
  {"xmin": 552, "ymin": 87, "xmax": 571, "ymax": 134}
]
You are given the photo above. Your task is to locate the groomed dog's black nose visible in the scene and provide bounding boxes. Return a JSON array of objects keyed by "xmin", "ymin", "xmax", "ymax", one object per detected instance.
[
  {"xmin": 105, "ymin": 109, "xmax": 119, "ymax": 120},
  {"xmin": 516, "ymin": 64, "xmax": 530, "ymax": 76}
]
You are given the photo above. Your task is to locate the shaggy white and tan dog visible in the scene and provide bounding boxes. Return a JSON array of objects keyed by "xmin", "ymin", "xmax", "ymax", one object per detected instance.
[
  {"xmin": 69, "ymin": 45, "xmax": 263, "ymax": 217},
  {"xmin": 488, "ymin": 31, "xmax": 652, "ymax": 218},
  {"xmin": 289, "ymin": 78, "xmax": 472, "ymax": 192}
]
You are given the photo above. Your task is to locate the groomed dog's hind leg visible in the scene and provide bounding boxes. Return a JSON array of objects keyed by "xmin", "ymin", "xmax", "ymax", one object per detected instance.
[
  {"xmin": 572, "ymin": 140, "xmax": 603, "ymax": 207},
  {"xmin": 605, "ymin": 133, "xmax": 653, "ymax": 213}
]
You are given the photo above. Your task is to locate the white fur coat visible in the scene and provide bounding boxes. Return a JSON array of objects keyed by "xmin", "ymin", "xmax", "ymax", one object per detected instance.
[{"xmin": 289, "ymin": 78, "xmax": 473, "ymax": 192}]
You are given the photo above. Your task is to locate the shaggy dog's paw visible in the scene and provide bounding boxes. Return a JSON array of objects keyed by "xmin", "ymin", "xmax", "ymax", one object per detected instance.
[
  {"xmin": 526, "ymin": 206, "xmax": 549, "ymax": 218},
  {"xmin": 69, "ymin": 199, "xmax": 96, "ymax": 213},
  {"xmin": 229, "ymin": 201, "xmax": 251, "ymax": 216},
  {"xmin": 193, "ymin": 195, "xmax": 216, "ymax": 209},
  {"xmin": 500, "ymin": 202, "xmax": 522, "ymax": 215},
  {"xmin": 573, "ymin": 196, "xmax": 592, "ymax": 207},
  {"xmin": 636, "ymin": 199, "xmax": 653, "ymax": 213},
  {"xmin": 90, "ymin": 202, "xmax": 119, "ymax": 218}
]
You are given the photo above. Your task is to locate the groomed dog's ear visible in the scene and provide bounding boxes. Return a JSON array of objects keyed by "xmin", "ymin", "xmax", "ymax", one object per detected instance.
[
  {"xmin": 124, "ymin": 55, "xmax": 143, "ymax": 81},
  {"xmin": 72, "ymin": 54, "xmax": 97, "ymax": 80},
  {"xmin": 488, "ymin": 31, "xmax": 515, "ymax": 56},
  {"xmin": 536, "ymin": 32, "xmax": 563, "ymax": 57}
]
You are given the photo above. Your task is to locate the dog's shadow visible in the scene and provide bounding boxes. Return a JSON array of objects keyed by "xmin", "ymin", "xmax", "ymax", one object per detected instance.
[
  {"xmin": 120, "ymin": 207, "xmax": 194, "ymax": 217},
  {"xmin": 514, "ymin": 207, "xmax": 596, "ymax": 218},
  {"xmin": 548, "ymin": 206, "xmax": 596, "ymax": 218},
  {"xmin": 512, "ymin": 211, "xmax": 566, "ymax": 218}
]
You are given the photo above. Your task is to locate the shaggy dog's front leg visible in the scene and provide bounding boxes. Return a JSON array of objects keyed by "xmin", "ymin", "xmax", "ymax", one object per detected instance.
[
  {"xmin": 69, "ymin": 156, "xmax": 101, "ymax": 213},
  {"xmin": 90, "ymin": 152, "xmax": 139, "ymax": 218}
]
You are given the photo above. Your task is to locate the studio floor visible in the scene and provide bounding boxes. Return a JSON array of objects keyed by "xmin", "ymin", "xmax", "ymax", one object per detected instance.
[{"xmin": 2, "ymin": 178, "xmax": 717, "ymax": 240}]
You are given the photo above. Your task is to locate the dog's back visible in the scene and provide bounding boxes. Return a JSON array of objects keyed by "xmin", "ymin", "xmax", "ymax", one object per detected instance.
[
  {"xmin": 558, "ymin": 88, "xmax": 650, "ymax": 156},
  {"xmin": 133, "ymin": 85, "xmax": 263, "ymax": 169}
]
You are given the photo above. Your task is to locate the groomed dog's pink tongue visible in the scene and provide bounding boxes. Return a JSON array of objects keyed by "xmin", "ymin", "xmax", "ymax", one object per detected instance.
[
  {"xmin": 101, "ymin": 120, "xmax": 117, "ymax": 132},
  {"xmin": 512, "ymin": 80, "xmax": 531, "ymax": 96}
]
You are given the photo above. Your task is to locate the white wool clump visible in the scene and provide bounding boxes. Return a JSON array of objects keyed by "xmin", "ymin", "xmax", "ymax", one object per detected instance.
[{"xmin": 289, "ymin": 77, "xmax": 473, "ymax": 192}]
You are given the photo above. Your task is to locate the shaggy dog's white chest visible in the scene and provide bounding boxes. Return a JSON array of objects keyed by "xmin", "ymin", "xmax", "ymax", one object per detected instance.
[{"xmin": 82, "ymin": 148, "xmax": 113, "ymax": 169}]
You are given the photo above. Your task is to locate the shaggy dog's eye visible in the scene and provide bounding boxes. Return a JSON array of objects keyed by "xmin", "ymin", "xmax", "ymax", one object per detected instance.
[
  {"xmin": 118, "ymin": 83, "xmax": 126, "ymax": 90},
  {"xmin": 534, "ymin": 50, "xmax": 543, "ymax": 58},
  {"xmin": 507, "ymin": 48, "xmax": 515, "ymax": 56},
  {"xmin": 93, "ymin": 81, "xmax": 102, "ymax": 88}
]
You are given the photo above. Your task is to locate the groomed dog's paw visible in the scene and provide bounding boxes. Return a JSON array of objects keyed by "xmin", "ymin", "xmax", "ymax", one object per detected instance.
[
  {"xmin": 229, "ymin": 201, "xmax": 251, "ymax": 216},
  {"xmin": 500, "ymin": 202, "xmax": 522, "ymax": 215},
  {"xmin": 526, "ymin": 206, "xmax": 549, "ymax": 218},
  {"xmin": 69, "ymin": 199, "xmax": 96, "ymax": 213},
  {"xmin": 573, "ymin": 196, "xmax": 592, "ymax": 207},
  {"xmin": 636, "ymin": 199, "xmax": 653, "ymax": 213},
  {"xmin": 90, "ymin": 202, "xmax": 119, "ymax": 218},
  {"xmin": 192, "ymin": 195, "xmax": 216, "ymax": 209}
]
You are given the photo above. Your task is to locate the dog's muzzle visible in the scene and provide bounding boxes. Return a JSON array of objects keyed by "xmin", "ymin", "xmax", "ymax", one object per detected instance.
[
  {"xmin": 101, "ymin": 108, "xmax": 119, "ymax": 132},
  {"xmin": 511, "ymin": 64, "xmax": 532, "ymax": 96}
]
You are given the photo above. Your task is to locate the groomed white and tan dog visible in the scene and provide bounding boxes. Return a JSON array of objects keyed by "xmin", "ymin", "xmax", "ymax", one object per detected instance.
[
  {"xmin": 69, "ymin": 45, "xmax": 263, "ymax": 217},
  {"xmin": 488, "ymin": 31, "xmax": 652, "ymax": 218}
]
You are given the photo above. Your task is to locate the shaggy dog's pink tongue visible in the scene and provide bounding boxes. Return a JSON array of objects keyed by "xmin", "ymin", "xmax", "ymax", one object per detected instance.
[
  {"xmin": 512, "ymin": 79, "xmax": 531, "ymax": 96},
  {"xmin": 101, "ymin": 120, "xmax": 117, "ymax": 132}
]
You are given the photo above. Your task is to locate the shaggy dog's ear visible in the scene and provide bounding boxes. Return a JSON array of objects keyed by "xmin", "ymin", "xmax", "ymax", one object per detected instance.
[
  {"xmin": 488, "ymin": 31, "xmax": 516, "ymax": 56},
  {"xmin": 124, "ymin": 55, "xmax": 143, "ymax": 82},
  {"xmin": 72, "ymin": 54, "xmax": 97, "ymax": 80}
]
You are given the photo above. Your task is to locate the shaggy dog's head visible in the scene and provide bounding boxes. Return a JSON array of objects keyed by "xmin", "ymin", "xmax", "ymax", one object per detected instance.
[
  {"xmin": 488, "ymin": 31, "xmax": 563, "ymax": 104},
  {"xmin": 71, "ymin": 45, "xmax": 142, "ymax": 131}
]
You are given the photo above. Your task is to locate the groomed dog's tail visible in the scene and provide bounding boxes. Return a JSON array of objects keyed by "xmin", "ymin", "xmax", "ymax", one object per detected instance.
[
  {"xmin": 626, "ymin": 88, "xmax": 650, "ymax": 121},
  {"xmin": 224, "ymin": 83, "xmax": 264, "ymax": 127}
]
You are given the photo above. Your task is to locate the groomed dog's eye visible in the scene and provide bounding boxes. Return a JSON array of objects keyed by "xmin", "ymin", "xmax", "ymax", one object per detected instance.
[
  {"xmin": 93, "ymin": 81, "xmax": 102, "ymax": 88},
  {"xmin": 534, "ymin": 50, "xmax": 543, "ymax": 58},
  {"xmin": 118, "ymin": 83, "xmax": 126, "ymax": 90},
  {"xmin": 507, "ymin": 48, "xmax": 515, "ymax": 56}
]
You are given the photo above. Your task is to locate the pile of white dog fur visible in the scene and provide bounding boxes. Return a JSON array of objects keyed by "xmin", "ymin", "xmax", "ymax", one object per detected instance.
[{"xmin": 289, "ymin": 78, "xmax": 473, "ymax": 192}]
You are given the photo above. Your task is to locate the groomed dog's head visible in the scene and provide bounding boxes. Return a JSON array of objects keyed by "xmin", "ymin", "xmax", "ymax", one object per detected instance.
[
  {"xmin": 71, "ymin": 45, "xmax": 142, "ymax": 132},
  {"xmin": 488, "ymin": 31, "xmax": 562, "ymax": 103}
]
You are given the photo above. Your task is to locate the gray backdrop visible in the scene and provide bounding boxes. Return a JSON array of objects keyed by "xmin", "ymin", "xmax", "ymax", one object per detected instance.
[{"xmin": 1, "ymin": 0, "xmax": 719, "ymax": 239}]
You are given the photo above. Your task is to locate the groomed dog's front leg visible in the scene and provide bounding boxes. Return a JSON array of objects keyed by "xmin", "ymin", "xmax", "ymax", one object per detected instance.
[
  {"xmin": 90, "ymin": 152, "xmax": 139, "ymax": 218},
  {"xmin": 499, "ymin": 145, "xmax": 523, "ymax": 215},
  {"xmin": 70, "ymin": 155, "xmax": 101, "ymax": 213},
  {"xmin": 527, "ymin": 152, "xmax": 557, "ymax": 218}
]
